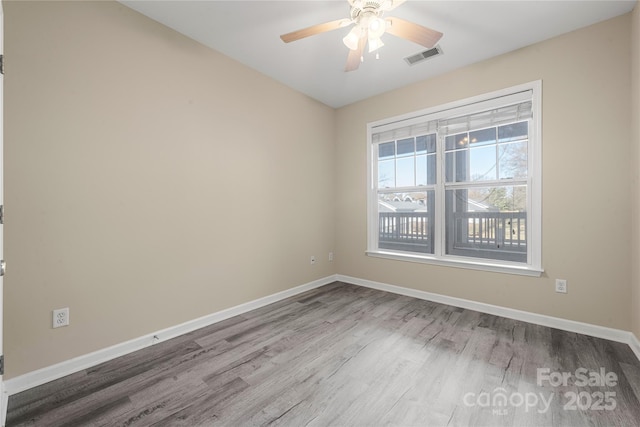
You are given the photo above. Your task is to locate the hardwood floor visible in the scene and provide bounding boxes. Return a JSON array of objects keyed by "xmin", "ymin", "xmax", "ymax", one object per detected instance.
[{"xmin": 6, "ymin": 282, "xmax": 640, "ymax": 426}]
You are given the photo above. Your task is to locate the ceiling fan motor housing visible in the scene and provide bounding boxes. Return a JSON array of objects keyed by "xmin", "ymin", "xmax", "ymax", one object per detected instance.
[{"xmin": 349, "ymin": 1, "xmax": 386, "ymax": 24}]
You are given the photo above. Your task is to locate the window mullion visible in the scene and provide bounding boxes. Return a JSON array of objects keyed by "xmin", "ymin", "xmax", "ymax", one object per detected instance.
[
  {"xmin": 378, "ymin": 185, "xmax": 435, "ymax": 194},
  {"xmin": 369, "ymin": 139, "xmax": 379, "ymax": 252},
  {"xmin": 435, "ymin": 131, "xmax": 446, "ymax": 258},
  {"xmin": 444, "ymin": 178, "xmax": 528, "ymax": 189}
]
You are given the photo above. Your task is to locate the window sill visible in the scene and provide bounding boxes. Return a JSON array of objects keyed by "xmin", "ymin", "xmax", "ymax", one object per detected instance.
[{"xmin": 366, "ymin": 250, "xmax": 543, "ymax": 277}]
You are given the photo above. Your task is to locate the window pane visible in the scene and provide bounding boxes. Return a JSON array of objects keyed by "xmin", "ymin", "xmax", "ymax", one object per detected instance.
[
  {"xmin": 445, "ymin": 185, "xmax": 527, "ymax": 262},
  {"xmin": 427, "ymin": 153, "xmax": 436, "ymax": 185},
  {"xmin": 397, "ymin": 138, "xmax": 415, "ymax": 157},
  {"xmin": 499, "ymin": 141, "xmax": 528, "ymax": 180},
  {"xmin": 417, "ymin": 134, "xmax": 436, "ymax": 154},
  {"xmin": 378, "ymin": 159, "xmax": 395, "ymax": 188},
  {"xmin": 396, "ymin": 157, "xmax": 415, "ymax": 187},
  {"xmin": 416, "ymin": 153, "xmax": 437, "ymax": 186},
  {"xmin": 446, "ymin": 133, "xmax": 468, "ymax": 151},
  {"xmin": 378, "ymin": 191, "xmax": 434, "ymax": 254},
  {"xmin": 498, "ymin": 121, "xmax": 528, "ymax": 142},
  {"xmin": 470, "ymin": 145, "xmax": 497, "ymax": 181},
  {"xmin": 469, "ymin": 127, "xmax": 496, "ymax": 146},
  {"xmin": 379, "ymin": 142, "xmax": 395, "ymax": 159},
  {"xmin": 445, "ymin": 150, "xmax": 469, "ymax": 183},
  {"xmin": 416, "ymin": 154, "xmax": 427, "ymax": 186}
]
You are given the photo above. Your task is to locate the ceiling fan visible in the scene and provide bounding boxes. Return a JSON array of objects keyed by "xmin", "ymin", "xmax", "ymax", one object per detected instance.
[{"xmin": 280, "ymin": 0, "xmax": 443, "ymax": 72}]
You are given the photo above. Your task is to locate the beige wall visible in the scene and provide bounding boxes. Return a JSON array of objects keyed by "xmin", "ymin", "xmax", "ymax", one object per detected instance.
[
  {"xmin": 4, "ymin": 1, "xmax": 336, "ymax": 378},
  {"xmin": 632, "ymin": 4, "xmax": 640, "ymax": 339},
  {"xmin": 335, "ymin": 15, "xmax": 632, "ymax": 330},
  {"xmin": 4, "ymin": 1, "xmax": 637, "ymax": 381}
]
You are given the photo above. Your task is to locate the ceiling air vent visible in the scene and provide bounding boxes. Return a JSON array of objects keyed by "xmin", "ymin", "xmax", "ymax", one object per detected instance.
[{"xmin": 404, "ymin": 45, "xmax": 443, "ymax": 66}]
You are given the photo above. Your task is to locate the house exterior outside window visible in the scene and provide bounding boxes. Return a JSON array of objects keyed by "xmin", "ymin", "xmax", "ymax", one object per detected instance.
[{"xmin": 367, "ymin": 82, "xmax": 542, "ymax": 276}]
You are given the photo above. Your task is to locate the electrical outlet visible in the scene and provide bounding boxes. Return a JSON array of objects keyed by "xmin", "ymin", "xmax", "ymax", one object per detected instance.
[
  {"xmin": 329, "ymin": 252, "xmax": 334, "ymax": 262},
  {"xmin": 555, "ymin": 279, "xmax": 567, "ymax": 294},
  {"xmin": 310, "ymin": 256, "xmax": 316, "ymax": 265},
  {"xmin": 53, "ymin": 307, "xmax": 70, "ymax": 328}
]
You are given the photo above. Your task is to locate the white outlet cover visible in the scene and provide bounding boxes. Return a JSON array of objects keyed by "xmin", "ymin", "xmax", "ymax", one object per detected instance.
[
  {"xmin": 53, "ymin": 307, "xmax": 70, "ymax": 328},
  {"xmin": 555, "ymin": 279, "xmax": 567, "ymax": 293}
]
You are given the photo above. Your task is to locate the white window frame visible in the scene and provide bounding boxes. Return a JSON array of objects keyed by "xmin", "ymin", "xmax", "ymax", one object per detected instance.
[{"xmin": 366, "ymin": 81, "xmax": 543, "ymax": 277}]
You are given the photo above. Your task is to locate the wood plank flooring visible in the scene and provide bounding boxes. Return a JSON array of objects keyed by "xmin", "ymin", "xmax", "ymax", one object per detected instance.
[{"xmin": 7, "ymin": 282, "xmax": 640, "ymax": 426}]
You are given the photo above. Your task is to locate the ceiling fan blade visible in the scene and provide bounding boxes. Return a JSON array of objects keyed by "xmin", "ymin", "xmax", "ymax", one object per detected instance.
[
  {"xmin": 345, "ymin": 36, "xmax": 366, "ymax": 72},
  {"xmin": 385, "ymin": 17, "xmax": 443, "ymax": 49},
  {"xmin": 280, "ymin": 19, "xmax": 351, "ymax": 43}
]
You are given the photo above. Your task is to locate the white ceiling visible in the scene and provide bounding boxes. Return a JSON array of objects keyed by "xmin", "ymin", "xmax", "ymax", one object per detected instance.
[{"xmin": 120, "ymin": 0, "xmax": 636, "ymax": 108}]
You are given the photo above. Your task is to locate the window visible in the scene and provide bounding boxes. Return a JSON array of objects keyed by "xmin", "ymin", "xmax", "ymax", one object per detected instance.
[{"xmin": 367, "ymin": 82, "xmax": 542, "ymax": 276}]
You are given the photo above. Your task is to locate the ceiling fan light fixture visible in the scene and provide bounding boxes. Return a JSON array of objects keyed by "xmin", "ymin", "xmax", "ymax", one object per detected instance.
[
  {"xmin": 343, "ymin": 26, "xmax": 362, "ymax": 50},
  {"xmin": 368, "ymin": 16, "xmax": 386, "ymax": 39},
  {"xmin": 368, "ymin": 36, "xmax": 384, "ymax": 53}
]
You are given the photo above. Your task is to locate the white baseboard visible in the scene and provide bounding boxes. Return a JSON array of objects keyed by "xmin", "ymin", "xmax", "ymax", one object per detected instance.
[
  {"xmin": 337, "ymin": 275, "xmax": 640, "ymax": 353},
  {"xmin": 630, "ymin": 332, "xmax": 640, "ymax": 362},
  {"xmin": 1, "ymin": 380, "xmax": 6, "ymax": 427},
  {"xmin": 3, "ymin": 275, "xmax": 336, "ymax": 397},
  {"xmin": 4, "ymin": 273, "xmax": 640, "ymax": 405}
]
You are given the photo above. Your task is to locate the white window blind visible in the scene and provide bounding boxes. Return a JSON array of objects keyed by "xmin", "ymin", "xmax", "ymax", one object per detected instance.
[
  {"xmin": 372, "ymin": 120, "xmax": 438, "ymax": 144},
  {"xmin": 438, "ymin": 101, "xmax": 532, "ymax": 136},
  {"xmin": 372, "ymin": 90, "xmax": 533, "ymax": 143}
]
